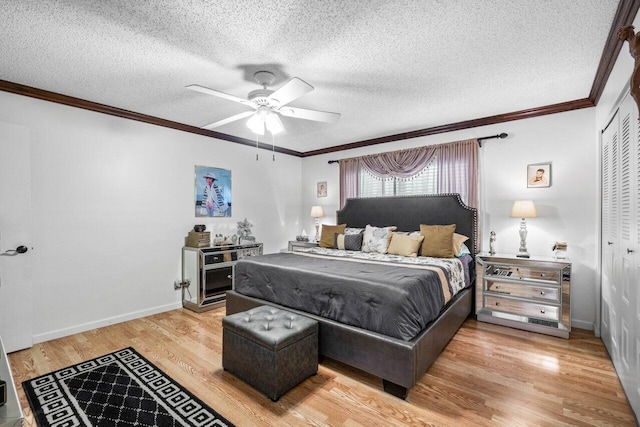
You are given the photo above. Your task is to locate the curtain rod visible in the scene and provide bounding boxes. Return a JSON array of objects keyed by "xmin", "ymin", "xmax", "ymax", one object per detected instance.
[{"xmin": 327, "ymin": 132, "xmax": 508, "ymax": 164}]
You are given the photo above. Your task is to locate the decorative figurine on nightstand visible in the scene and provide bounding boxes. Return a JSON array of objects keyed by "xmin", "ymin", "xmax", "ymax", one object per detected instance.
[
  {"xmin": 237, "ymin": 218, "xmax": 255, "ymax": 244},
  {"xmin": 489, "ymin": 231, "xmax": 496, "ymax": 255}
]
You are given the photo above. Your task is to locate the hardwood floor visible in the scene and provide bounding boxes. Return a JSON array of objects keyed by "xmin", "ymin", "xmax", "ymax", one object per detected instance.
[{"xmin": 8, "ymin": 307, "xmax": 637, "ymax": 426}]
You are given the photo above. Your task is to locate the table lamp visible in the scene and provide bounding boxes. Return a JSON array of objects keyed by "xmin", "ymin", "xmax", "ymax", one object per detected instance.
[
  {"xmin": 511, "ymin": 200, "xmax": 537, "ymax": 258},
  {"xmin": 310, "ymin": 205, "xmax": 325, "ymax": 242}
]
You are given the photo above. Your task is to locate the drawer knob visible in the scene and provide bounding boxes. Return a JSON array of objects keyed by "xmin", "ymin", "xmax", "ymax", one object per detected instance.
[
  {"xmin": 227, "ymin": 275, "xmax": 233, "ymax": 279},
  {"xmin": 495, "ymin": 302, "xmax": 500, "ymax": 306},
  {"xmin": 495, "ymin": 285, "xmax": 500, "ymax": 289},
  {"xmin": 540, "ymin": 309, "xmax": 545, "ymax": 314},
  {"xmin": 540, "ymin": 290, "xmax": 545, "ymax": 295}
]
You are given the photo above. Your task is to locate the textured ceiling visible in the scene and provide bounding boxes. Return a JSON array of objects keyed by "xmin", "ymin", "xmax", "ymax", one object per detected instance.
[{"xmin": 0, "ymin": 0, "xmax": 620, "ymax": 153}]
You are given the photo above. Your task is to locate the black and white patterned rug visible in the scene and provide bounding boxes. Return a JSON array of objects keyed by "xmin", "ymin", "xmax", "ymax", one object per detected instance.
[{"xmin": 23, "ymin": 347, "xmax": 234, "ymax": 427}]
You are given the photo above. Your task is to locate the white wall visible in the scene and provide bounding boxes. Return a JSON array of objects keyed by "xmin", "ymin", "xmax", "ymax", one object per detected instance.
[
  {"xmin": 0, "ymin": 91, "xmax": 302, "ymax": 343},
  {"xmin": 302, "ymin": 108, "xmax": 598, "ymax": 330}
]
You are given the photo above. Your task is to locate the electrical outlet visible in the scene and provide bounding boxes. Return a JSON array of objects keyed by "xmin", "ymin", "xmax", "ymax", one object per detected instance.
[{"xmin": 174, "ymin": 279, "xmax": 190, "ymax": 290}]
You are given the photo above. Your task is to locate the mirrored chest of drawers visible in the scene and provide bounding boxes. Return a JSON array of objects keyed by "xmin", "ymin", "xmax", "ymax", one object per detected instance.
[
  {"xmin": 476, "ymin": 254, "xmax": 571, "ymax": 338},
  {"xmin": 182, "ymin": 243, "xmax": 263, "ymax": 312}
]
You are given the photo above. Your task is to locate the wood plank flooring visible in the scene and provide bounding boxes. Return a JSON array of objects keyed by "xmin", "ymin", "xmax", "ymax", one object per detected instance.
[{"xmin": 7, "ymin": 307, "xmax": 637, "ymax": 426}]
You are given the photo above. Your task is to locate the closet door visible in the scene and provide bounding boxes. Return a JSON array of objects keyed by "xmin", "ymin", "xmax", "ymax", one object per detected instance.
[
  {"xmin": 601, "ymin": 109, "xmax": 618, "ymax": 355},
  {"xmin": 601, "ymin": 92, "xmax": 640, "ymax": 415}
]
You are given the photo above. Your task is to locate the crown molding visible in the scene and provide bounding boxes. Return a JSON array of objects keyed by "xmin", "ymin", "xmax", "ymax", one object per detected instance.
[{"xmin": 302, "ymin": 98, "xmax": 595, "ymax": 157}]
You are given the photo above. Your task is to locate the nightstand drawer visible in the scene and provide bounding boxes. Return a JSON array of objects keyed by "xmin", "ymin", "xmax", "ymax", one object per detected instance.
[
  {"xmin": 485, "ymin": 295, "xmax": 559, "ymax": 321},
  {"xmin": 485, "ymin": 265, "xmax": 560, "ymax": 285},
  {"xmin": 486, "ymin": 281, "xmax": 560, "ymax": 302}
]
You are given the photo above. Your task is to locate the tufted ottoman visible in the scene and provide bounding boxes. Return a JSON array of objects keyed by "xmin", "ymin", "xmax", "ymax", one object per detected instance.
[{"xmin": 222, "ymin": 305, "xmax": 318, "ymax": 401}]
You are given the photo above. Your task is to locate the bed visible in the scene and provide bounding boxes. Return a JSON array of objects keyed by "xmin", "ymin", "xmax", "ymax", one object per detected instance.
[{"xmin": 226, "ymin": 194, "xmax": 477, "ymax": 399}]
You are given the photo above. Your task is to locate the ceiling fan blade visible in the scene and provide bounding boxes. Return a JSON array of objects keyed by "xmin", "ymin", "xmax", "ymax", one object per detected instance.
[
  {"xmin": 268, "ymin": 77, "xmax": 313, "ymax": 107},
  {"xmin": 201, "ymin": 111, "xmax": 255, "ymax": 130},
  {"xmin": 278, "ymin": 106, "xmax": 341, "ymax": 123},
  {"xmin": 186, "ymin": 84, "xmax": 252, "ymax": 106}
]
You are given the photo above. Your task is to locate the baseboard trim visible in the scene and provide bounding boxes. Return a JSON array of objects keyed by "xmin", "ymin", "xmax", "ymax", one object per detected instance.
[
  {"xmin": 32, "ymin": 302, "xmax": 183, "ymax": 344},
  {"xmin": 571, "ymin": 319, "xmax": 594, "ymax": 331}
]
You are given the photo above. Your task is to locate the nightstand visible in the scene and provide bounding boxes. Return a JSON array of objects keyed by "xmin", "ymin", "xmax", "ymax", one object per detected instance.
[
  {"xmin": 476, "ymin": 253, "xmax": 571, "ymax": 338},
  {"xmin": 287, "ymin": 241, "xmax": 319, "ymax": 251}
]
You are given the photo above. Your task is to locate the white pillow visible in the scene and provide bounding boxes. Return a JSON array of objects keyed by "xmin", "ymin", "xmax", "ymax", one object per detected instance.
[{"xmin": 361, "ymin": 225, "xmax": 397, "ymax": 253}]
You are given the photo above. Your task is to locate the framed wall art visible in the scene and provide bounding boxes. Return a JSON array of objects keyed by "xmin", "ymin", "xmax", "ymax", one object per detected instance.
[
  {"xmin": 195, "ymin": 165, "xmax": 232, "ymax": 217},
  {"xmin": 317, "ymin": 181, "xmax": 327, "ymax": 198},
  {"xmin": 527, "ymin": 163, "xmax": 551, "ymax": 188}
]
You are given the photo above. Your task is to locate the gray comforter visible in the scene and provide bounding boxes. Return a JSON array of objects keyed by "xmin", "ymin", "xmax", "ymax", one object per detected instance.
[{"xmin": 233, "ymin": 251, "xmax": 467, "ymax": 341}]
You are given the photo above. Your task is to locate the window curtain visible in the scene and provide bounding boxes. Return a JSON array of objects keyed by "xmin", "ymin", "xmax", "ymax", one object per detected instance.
[
  {"xmin": 339, "ymin": 138, "xmax": 478, "ymax": 208},
  {"xmin": 360, "ymin": 146, "xmax": 437, "ymax": 178},
  {"xmin": 436, "ymin": 139, "xmax": 479, "ymax": 209},
  {"xmin": 339, "ymin": 158, "xmax": 360, "ymax": 208}
]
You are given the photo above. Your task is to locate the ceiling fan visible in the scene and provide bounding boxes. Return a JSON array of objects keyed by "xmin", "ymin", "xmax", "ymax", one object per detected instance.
[{"xmin": 186, "ymin": 71, "xmax": 340, "ymax": 136}]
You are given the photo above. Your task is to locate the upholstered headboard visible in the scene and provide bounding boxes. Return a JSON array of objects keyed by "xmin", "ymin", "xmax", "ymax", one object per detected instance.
[{"xmin": 336, "ymin": 194, "xmax": 478, "ymax": 256}]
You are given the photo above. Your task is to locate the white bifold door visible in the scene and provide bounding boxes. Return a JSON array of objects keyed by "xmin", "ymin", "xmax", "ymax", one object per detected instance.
[{"xmin": 600, "ymin": 91, "xmax": 640, "ymax": 417}]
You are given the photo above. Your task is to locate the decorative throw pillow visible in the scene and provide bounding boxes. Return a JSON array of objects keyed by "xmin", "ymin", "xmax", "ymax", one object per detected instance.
[
  {"xmin": 452, "ymin": 233, "xmax": 469, "ymax": 256},
  {"xmin": 362, "ymin": 225, "xmax": 397, "ymax": 253},
  {"xmin": 344, "ymin": 227, "xmax": 364, "ymax": 235},
  {"xmin": 387, "ymin": 233, "xmax": 425, "ymax": 257},
  {"xmin": 420, "ymin": 224, "xmax": 456, "ymax": 258},
  {"xmin": 334, "ymin": 232, "xmax": 364, "ymax": 251},
  {"xmin": 319, "ymin": 224, "xmax": 346, "ymax": 248}
]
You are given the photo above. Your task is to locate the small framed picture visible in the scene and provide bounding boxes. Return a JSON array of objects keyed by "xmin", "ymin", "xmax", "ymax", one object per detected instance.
[
  {"xmin": 317, "ymin": 181, "xmax": 327, "ymax": 198},
  {"xmin": 527, "ymin": 163, "xmax": 551, "ymax": 188}
]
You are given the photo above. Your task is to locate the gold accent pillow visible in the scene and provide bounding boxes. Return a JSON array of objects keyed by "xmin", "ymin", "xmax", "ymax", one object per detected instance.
[
  {"xmin": 420, "ymin": 224, "xmax": 456, "ymax": 258},
  {"xmin": 452, "ymin": 233, "xmax": 469, "ymax": 256},
  {"xmin": 387, "ymin": 233, "xmax": 425, "ymax": 257},
  {"xmin": 320, "ymin": 224, "xmax": 347, "ymax": 248}
]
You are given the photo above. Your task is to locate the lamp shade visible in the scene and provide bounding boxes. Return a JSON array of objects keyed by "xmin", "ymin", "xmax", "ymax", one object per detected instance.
[
  {"xmin": 310, "ymin": 205, "xmax": 325, "ymax": 218},
  {"xmin": 511, "ymin": 200, "xmax": 537, "ymax": 218}
]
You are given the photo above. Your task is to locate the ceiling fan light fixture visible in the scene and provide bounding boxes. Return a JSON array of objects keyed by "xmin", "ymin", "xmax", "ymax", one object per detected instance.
[
  {"xmin": 265, "ymin": 112, "xmax": 284, "ymax": 135},
  {"xmin": 246, "ymin": 113, "xmax": 264, "ymax": 135}
]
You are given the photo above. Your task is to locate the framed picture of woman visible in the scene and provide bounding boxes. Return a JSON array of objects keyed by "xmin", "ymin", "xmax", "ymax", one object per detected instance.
[
  {"xmin": 195, "ymin": 165, "xmax": 232, "ymax": 217},
  {"xmin": 527, "ymin": 163, "xmax": 551, "ymax": 188}
]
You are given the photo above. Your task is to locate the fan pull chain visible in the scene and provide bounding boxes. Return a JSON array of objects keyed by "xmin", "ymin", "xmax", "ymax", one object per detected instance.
[
  {"xmin": 256, "ymin": 133, "xmax": 259, "ymax": 161},
  {"xmin": 272, "ymin": 134, "xmax": 275, "ymax": 161}
]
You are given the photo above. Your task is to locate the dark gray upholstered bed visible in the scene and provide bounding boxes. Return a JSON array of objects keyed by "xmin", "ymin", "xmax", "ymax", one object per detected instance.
[{"xmin": 226, "ymin": 194, "xmax": 477, "ymax": 399}]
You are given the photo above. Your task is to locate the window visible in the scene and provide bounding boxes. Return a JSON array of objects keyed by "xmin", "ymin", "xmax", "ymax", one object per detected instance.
[{"xmin": 359, "ymin": 155, "xmax": 438, "ymax": 197}]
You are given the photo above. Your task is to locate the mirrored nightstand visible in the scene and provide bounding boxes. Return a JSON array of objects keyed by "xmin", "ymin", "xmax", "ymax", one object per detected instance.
[{"xmin": 287, "ymin": 241, "xmax": 319, "ymax": 252}]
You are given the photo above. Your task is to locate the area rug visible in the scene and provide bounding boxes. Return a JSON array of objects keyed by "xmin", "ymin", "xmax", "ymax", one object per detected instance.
[{"xmin": 23, "ymin": 347, "xmax": 234, "ymax": 427}]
